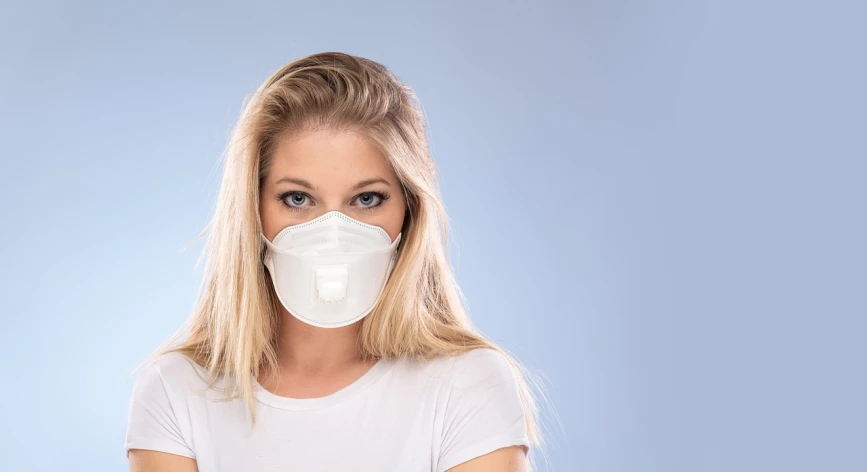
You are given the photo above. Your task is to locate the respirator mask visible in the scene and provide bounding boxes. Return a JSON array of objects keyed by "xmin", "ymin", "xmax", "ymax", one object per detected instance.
[{"xmin": 262, "ymin": 211, "xmax": 402, "ymax": 328}]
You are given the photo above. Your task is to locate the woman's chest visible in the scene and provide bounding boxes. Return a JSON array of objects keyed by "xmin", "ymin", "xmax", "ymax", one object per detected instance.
[{"xmin": 187, "ymin": 385, "xmax": 446, "ymax": 471}]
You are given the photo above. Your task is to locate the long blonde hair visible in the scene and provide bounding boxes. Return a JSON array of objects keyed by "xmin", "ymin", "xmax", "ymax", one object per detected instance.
[{"xmin": 146, "ymin": 51, "xmax": 547, "ymax": 465}]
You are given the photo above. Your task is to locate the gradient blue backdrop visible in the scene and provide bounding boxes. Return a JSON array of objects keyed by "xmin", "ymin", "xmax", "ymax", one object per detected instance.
[{"xmin": 1, "ymin": 1, "xmax": 864, "ymax": 471}]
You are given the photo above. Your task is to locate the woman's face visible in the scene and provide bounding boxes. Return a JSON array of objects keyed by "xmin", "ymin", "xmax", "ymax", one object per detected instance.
[{"xmin": 260, "ymin": 128, "xmax": 407, "ymax": 243}]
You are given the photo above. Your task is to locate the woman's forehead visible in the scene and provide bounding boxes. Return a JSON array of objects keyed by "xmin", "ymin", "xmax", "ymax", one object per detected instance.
[{"xmin": 268, "ymin": 129, "xmax": 397, "ymax": 189}]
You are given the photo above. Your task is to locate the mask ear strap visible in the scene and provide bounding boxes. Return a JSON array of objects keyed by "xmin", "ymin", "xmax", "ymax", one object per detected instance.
[
  {"xmin": 392, "ymin": 233, "xmax": 403, "ymax": 255},
  {"xmin": 260, "ymin": 233, "xmax": 275, "ymax": 263}
]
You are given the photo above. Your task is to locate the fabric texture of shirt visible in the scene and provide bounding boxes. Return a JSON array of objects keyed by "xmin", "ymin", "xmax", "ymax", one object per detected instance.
[{"xmin": 125, "ymin": 347, "xmax": 530, "ymax": 471}]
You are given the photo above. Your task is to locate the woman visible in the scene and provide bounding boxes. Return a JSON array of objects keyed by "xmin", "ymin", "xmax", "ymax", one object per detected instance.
[{"xmin": 125, "ymin": 51, "xmax": 542, "ymax": 471}]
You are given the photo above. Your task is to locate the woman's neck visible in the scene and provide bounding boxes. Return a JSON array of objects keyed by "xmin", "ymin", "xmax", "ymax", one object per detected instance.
[{"xmin": 274, "ymin": 310, "xmax": 366, "ymax": 375}]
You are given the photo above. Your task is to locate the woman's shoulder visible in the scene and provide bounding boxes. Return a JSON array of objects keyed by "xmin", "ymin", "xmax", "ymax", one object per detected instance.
[
  {"xmin": 126, "ymin": 351, "xmax": 204, "ymax": 459},
  {"xmin": 397, "ymin": 347, "xmax": 518, "ymax": 390},
  {"xmin": 410, "ymin": 347, "xmax": 530, "ymax": 471},
  {"xmin": 132, "ymin": 351, "xmax": 210, "ymax": 396},
  {"xmin": 140, "ymin": 350, "xmax": 204, "ymax": 375}
]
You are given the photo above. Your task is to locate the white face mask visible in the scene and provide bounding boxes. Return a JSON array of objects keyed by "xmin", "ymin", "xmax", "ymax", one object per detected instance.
[{"xmin": 262, "ymin": 211, "xmax": 402, "ymax": 328}]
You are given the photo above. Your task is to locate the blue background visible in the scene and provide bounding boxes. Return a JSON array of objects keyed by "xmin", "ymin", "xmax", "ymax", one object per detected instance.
[{"xmin": 1, "ymin": 1, "xmax": 864, "ymax": 470}]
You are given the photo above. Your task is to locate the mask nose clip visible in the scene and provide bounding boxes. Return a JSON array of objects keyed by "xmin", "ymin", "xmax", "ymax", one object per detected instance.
[{"xmin": 315, "ymin": 265, "xmax": 349, "ymax": 303}]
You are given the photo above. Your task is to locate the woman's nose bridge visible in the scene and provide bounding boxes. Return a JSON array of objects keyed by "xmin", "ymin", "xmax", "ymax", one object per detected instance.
[{"xmin": 316, "ymin": 191, "xmax": 352, "ymax": 214}]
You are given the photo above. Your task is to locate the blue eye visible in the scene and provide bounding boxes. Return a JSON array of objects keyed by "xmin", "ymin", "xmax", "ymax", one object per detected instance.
[
  {"xmin": 279, "ymin": 191, "xmax": 311, "ymax": 211},
  {"xmin": 354, "ymin": 191, "xmax": 390, "ymax": 210}
]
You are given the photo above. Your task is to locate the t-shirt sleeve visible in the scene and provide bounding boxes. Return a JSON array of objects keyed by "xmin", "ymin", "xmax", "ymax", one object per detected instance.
[
  {"xmin": 124, "ymin": 358, "xmax": 196, "ymax": 459},
  {"xmin": 436, "ymin": 348, "xmax": 530, "ymax": 472}
]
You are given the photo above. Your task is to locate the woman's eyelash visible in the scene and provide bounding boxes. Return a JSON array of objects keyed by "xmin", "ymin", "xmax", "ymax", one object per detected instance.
[
  {"xmin": 276, "ymin": 191, "xmax": 390, "ymax": 212},
  {"xmin": 355, "ymin": 191, "xmax": 390, "ymax": 210}
]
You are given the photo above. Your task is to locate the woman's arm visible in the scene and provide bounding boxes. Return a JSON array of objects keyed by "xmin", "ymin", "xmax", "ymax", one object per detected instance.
[
  {"xmin": 446, "ymin": 445, "xmax": 529, "ymax": 472},
  {"xmin": 129, "ymin": 449, "xmax": 199, "ymax": 472}
]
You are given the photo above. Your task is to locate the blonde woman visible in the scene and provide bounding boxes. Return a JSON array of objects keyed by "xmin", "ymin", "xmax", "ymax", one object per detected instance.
[{"xmin": 125, "ymin": 51, "xmax": 542, "ymax": 472}]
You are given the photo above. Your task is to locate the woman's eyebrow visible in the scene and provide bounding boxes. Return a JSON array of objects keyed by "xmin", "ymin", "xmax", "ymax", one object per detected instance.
[
  {"xmin": 275, "ymin": 177, "xmax": 316, "ymax": 190},
  {"xmin": 351, "ymin": 177, "xmax": 392, "ymax": 190}
]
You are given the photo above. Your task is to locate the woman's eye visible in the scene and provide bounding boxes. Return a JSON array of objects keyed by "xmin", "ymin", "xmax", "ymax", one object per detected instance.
[
  {"xmin": 281, "ymin": 192, "xmax": 310, "ymax": 209},
  {"xmin": 354, "ymin": 192, "xmax": 388, "ymax": 209}
]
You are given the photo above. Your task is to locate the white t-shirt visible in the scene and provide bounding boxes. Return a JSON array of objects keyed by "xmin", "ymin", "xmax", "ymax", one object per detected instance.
[{"xmin": 125, "ymin": 347, "xmax": 530, "ymax": 471}]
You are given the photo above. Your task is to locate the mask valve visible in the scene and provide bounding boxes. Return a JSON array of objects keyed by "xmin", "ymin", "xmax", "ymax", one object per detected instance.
[{"xmin": 315, "ymin": 265, "xmax": 349, "ymax": 303}]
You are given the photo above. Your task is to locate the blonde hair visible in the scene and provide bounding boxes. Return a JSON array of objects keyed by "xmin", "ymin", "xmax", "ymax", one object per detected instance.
[{"xmin": 145, "ymin": 51, "xmax": 547, "ymax": 466}]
